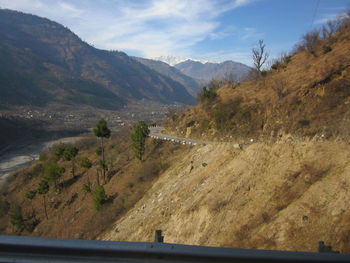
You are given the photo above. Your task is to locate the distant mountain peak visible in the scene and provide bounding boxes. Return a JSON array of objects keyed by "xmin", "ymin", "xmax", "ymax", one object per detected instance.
[
  {"xmin": 132, "ymin": 56, "xmax": 201, "ymax": 96},
  {"xmin": 153, "ymin": 55, "xmax": 208, "ymax": 66},
  {"xmin": 174, "ymin": 59, "xmax": 251, "ymax": 83}
]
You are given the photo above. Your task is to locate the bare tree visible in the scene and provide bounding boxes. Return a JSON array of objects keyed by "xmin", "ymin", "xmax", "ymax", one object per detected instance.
[
  {"xmin": 252, "ymin": 40, "xmax": 269, "ymax": 74},
  {"xmin": 322, "ymin": 19, "xmax": 341, "ymax": 39}
]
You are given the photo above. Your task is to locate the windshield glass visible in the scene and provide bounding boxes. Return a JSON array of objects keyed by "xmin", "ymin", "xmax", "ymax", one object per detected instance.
[{"xmin": 0, "ymin": 0, "xmax": 349, "ymax": 255}]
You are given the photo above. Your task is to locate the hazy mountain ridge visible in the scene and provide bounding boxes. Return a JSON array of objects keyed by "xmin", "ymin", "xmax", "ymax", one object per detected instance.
[
  {"xmin": 132, "ymin": 57, "xmax": 201, "ymax": 96},
  {"xmin": 0, "ymin": 9, "xmax": 195, "ymax": 110},
  {"xmin": 174, "ymin": 59, "xmax": 251, "ymax": 83}
]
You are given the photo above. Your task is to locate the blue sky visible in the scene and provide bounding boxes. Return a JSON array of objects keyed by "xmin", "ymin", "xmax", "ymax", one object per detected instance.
[{"xmin": 0, "ymin": 0, "xmax": 349, "ymax": 65}]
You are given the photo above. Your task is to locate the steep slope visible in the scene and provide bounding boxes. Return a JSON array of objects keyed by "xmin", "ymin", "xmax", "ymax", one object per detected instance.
[
  {"xmin": 0, "ymin": 9, "xmax": 195, "ymax": 109},
  {"xmin": 132, "ymin": 57, "xmax": 201, "ymax": 96},
  {"xmin": 101, "ymin": 141, "xmax": 350, "ymax": 253},
  {"xmin": 174, "ymin": 60, "xmax": 251, "ymax": 83},
  {"xmin": 0, "ymin": 132, "xmax": 192, "ymax": 239},
  {"xmin": 100, "ymin": 13, "xmax": 350, "ymax": 252},
  {"xmin": 168, "ymin": 17, "xmax": 350, "ymax": 142}
]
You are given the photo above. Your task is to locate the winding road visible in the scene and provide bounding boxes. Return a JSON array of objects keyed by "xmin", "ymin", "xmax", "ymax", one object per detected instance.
[{"xmin": 149, "ymin": 126, "xmax": 211, "ymax": 146}]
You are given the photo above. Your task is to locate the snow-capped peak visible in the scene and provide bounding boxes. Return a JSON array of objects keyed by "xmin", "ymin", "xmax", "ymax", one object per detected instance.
[{"xmin": 153, "ymin": 55, "xmax": 208, "ymax": 66}]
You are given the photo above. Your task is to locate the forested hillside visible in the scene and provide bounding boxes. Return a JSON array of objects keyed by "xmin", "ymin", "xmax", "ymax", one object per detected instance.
[{"xmin": 0, "ymin": 9, "xmax": 195, "ymax": 110}]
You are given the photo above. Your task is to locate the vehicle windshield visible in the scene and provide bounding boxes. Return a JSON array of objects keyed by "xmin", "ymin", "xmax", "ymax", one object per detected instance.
[{"xmin": 0, "ymin": 0, "xmax": 350, "ymax": 256}]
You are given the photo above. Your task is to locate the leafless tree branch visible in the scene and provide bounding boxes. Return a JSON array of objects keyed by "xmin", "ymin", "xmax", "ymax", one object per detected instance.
[{"xmin": 252, "ymin": 40, "xmax": 269, "ymax": 74}]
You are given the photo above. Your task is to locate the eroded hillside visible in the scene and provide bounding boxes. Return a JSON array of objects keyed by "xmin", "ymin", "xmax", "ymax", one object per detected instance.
[
  {"xmin": 0, "ymin": 9, "xmax": 195, "ymax": 109},
  {"xmin": 101, "ymin": 141, "xmax": 350, "ymax": 253}
]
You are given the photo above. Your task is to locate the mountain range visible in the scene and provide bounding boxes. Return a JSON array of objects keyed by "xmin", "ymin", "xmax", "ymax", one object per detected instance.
[
  {"xmin": 132, "ymin": 57, "xmax": 201, "ymax": 97},
  {"xmin": 153, "ymin": 55, "xmax": 189, "ymax": 66},
  {"xmin": 174, "ymin": 60, "xmax": 251, "ymax": 83},
  {"xmin": 135, "ymin": 57, "xmax": 253, "ymax": 95},
  {"xmin": 0, "ymin": 9, "xmax": 195, "ymax": 110}
]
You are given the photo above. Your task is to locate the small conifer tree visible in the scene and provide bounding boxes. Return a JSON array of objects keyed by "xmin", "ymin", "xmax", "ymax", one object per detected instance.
[
  {"xmin": 131, "ymin": 121, "xmax": 150, "ymax": 161},
  {"xmin": 93, "ymin": 185, "xmax": 106, "ymax": 211}
]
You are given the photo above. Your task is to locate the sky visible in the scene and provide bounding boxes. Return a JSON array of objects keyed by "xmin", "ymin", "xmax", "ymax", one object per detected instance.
[{"xmin": 0, "ymin": 0, "xmax": 349, "ymax": 65}]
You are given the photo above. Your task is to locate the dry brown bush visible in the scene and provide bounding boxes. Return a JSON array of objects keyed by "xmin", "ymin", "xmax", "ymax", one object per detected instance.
[
  {"xmin": 300, "ymin": 30, "xmax": 321, "ymax": 55},
  {"xmin": 271, "ymin": 76, "xmax": 288, "ymax": 98}
]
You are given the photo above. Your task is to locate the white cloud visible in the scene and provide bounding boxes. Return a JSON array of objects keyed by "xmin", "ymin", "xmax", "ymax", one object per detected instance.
[
  {"xmin": 240, "ymin": 27, "xmax": 263, "ymax": 40},
  {"xmin": 0, "ymin": 0, "xmax": 254, "ymax": 59},
  {"xmin": 315, "ymin": 12, "xmax": 347, "ymax": 24}
]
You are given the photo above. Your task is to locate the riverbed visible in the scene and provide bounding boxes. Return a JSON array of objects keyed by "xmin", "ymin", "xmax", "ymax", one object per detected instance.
[{"xmin": 0, "ymin": 136, "xmax": 85, "ymax": 191}]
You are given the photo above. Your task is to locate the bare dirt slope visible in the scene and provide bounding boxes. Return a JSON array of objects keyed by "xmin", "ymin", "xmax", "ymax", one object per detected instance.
[{"xmin": 101, "ymin": 141, "xmax": 350, "ymax": 253}]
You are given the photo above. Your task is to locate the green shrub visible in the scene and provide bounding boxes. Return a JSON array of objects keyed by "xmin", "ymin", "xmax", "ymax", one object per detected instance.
[
  {"xmin": 93, "ymin": 185, "xmax": 106, "ymax": 211},
  {"xmin": 39, "ymin": 153, "xmax": 47, "ymax": 161},
  {"xmin": 198, "ymin": 86, "xmax": 217, "ymax": 103},
  {"xmin": 323, "ymin": 45, "xmax": 332, "ymax": 53},
  {"xmin": 25, "ymin": 190, "xmax": 37, "ymax": 200},
  {"xmin": 284, "ymin": 55, "xmax": 292, "ymax": 64},
  {"xmin": 44, "ymin": 162, "xmax": 65, "ymax": 188},
  {"xmin": 53, "ymin": 143, "xmax": 67, "ymax": 160},
  {"xmin": 80, "ymin": 157, "xmax": 92, "ymax": 169},
  {"xmin": 271, "ymin": 55, "xmax": 292, "ymax": 70},
  {"xmin": 95, "ymin": 147, "xmax": 102, "ymax": 156},
  {"xmin": 271, "ymin": 62, "xmax": 281, "ymax": 70},
  {"xmin": 82, "ymin": 183, "xmax": 91, "ymax": 194},
  {"xmin": 62, "ymin": 146, "xmax": 79, "ymax": 162},
  {"xmin": 120, "ymin": 197, "xmax": 126, "ymax": 208},
  {"xmin": 9, "ymin": 205, "xmax": 25, "ymax": 232}
]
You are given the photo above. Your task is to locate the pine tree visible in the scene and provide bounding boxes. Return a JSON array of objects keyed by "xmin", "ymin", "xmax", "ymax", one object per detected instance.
[
  {"xmin": 25, "ymin": 190, "xmax": 37, "ymax": 213},
  {"xmin": 93, "ymin": 185, "xmax": 106, "ymax": 211},
  {"xmin": 44, "ymin": 162, "xmax": 65, "ymax": 189},
  {"xmin": 93, "ymin": 119, "xmax": 111, "ymax": 184},
  {"xmin": 131, "ymin": 121, "xmax": 150, "ymax": 161},
  {"xmin": 37, "ymin": 180, "xmax": 49, "ymax": 220},
  {"xmin": 62, "ymin": 146, "xmax": 79, "ymax": 177}
]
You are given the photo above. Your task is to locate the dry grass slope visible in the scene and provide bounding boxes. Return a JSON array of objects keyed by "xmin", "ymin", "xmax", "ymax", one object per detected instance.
[
  {"xmin": 166, "ymin": 17, "xmax": 350, "ymax": 143},
  {"xmin": 0, "ymin": 131, "xmax": 192, "ymax": 239},
  {"xmin": 101, "ymin": 141, "xmax": 350, "ymax": 253}
]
